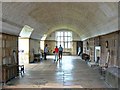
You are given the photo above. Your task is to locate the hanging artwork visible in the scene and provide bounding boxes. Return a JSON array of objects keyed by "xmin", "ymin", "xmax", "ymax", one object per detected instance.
[
  {"xmin": 87, "ymin": 41, "xmax": 89, "ymax": 50},
  {"xmin": 105, "ymin": 41, "xmax": 108, "ymax": 48}
]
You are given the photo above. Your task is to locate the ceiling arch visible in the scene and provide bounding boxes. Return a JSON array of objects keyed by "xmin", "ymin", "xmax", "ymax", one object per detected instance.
[
  {"xmin": 2, "ymin": 2, "xmax": 118, "ymax": 40},
  {"xmin": 46, "ymin": 25, "xmax": 81, "ymax": 37}
]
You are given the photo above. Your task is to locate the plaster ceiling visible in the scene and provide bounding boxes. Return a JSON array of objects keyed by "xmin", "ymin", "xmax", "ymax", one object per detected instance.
[{"xmin": 2, "ymin": 2, "xmax": 118, "ymax": 40}]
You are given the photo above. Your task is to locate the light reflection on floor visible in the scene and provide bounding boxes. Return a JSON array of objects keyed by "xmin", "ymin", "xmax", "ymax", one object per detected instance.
[{"xmin": 3, "ymin": 55, "xmax": 110, "ymax": 89}]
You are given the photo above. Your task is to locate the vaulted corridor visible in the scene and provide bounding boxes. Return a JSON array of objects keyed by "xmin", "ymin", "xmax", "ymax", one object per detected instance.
[
  {"xmin": 3, "ymin": 56, "xmax": 110, "ymax": 88},
  {"xmin": 0, "ymin": 1, "xmax": 120, "ymax": 90}
]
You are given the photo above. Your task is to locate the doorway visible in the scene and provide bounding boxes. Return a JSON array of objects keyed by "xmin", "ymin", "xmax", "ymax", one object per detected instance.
[
  {"xmin": 76, "ymin": 41, "xmax": 83, "ymax": 55},
  {"xmin": 18, "ymin": 25, "xmax": 34, "ymax": 65},
  {"xmin": 18, "ymin": 38, "xmax": 29, "ymax": 65},
  {"xmin": 95, "ymin": 46, "xmax": 101, "ymax": 64}
]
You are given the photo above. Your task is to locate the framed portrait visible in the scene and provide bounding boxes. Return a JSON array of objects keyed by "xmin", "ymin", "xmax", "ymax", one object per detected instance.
[
  {"xmin": 105, "ymin": 41, "xmax": 108, "ymax": 48},
  {"xmin": 87, "ymin": 41, "xmax": 89, "ymax": 50}
]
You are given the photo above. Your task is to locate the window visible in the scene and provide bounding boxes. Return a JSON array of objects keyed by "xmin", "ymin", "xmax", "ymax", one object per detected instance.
[
  {"xmin": 20, "ymin": 25, "xmax": 34, "ymax": 38},
  {"xmin": 56, "ymin": 31, "xmax": 72, "ymax": 48}
]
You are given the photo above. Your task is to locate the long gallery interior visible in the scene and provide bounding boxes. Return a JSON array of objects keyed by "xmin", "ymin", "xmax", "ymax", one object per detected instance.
[{"xmin": 0, "ymin": 2, "xmax": 120, "ymax": 90}]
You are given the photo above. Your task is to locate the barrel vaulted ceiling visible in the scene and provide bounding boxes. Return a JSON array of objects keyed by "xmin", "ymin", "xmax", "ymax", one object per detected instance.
[{"xmin": 2, "ymin": 2, "xmax": 118, "ymax": 40}]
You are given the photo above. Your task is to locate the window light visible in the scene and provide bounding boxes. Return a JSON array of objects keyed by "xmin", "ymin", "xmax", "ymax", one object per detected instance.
[{"xmin": 20, "ymin": 25, "xmax": 34, "ymax": 38}]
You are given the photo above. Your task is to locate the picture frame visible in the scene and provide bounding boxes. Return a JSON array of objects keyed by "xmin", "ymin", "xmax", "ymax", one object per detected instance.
[{"xmin": 105, "ymin": 41, "xmax": 108, "ymax": 48}]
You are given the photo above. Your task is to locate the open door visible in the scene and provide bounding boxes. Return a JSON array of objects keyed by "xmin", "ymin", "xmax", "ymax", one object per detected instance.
[
  {"xmin": 95, "ymin": 46, "xmax": 101, "ymax": 65},
  {"xmin": 76, "ymin": 41, "xmax": 83, "ymax": 55}
]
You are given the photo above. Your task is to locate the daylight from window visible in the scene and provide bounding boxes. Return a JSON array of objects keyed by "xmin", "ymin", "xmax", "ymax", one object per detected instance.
[{"xmin": 56, "ymin": 31, "xmax": 72, "ymax": 48}]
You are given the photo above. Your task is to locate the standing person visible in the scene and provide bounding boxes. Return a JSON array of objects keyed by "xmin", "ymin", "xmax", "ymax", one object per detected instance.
[
  {"xmin": 54, "ymin": 46, "xmax": 59, "ymax": 61},
  {"xmin": 59, "ymin": 45, "xmax": 63, "ymax": 59},
  {"xmin": 44, "ymin": 44, "xmax": 48, "ymax": 60}
]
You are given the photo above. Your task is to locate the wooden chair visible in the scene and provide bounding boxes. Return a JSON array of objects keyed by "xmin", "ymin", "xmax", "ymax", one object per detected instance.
[{"xmin": 18, "ymin": 65, "xmax": 24, "ymax": 76}]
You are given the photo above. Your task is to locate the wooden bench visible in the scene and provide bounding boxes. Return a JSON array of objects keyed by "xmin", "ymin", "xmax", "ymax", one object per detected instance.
[{"xmin": 2, "ymin": 65, "xmax": 18, "ymax": 83}]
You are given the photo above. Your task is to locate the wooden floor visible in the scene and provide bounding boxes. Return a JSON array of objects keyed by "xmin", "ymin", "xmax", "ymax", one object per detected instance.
[{"xmin": 3, "ymin": 56, "xmax": 111, "ymax": 89}]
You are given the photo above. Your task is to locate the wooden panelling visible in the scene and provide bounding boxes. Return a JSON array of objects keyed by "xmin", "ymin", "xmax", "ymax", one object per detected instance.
[
  {"xmin": 0, "ymin": 33, "xmax": 19, "ymax": 83},
  {"xmin": 100, "ymin": 32, "xmax": 118, "ymax": 67},
  {"xmin": 89, "ymin": 38, "xmax": 95, "ymax": 62},
  {"xmin": 118, "ymin": 31, "xmax": 120, "ymax": 67},
  {"xmin": 29, "ymin": 39, "xmax": 40, "ymax": 63},
  {"xmin": 1, "ymin": 34, "xmax": 18, "ymax": 63},
  {"xmin": 83, "ymin": 38, "xmax": 95, "ymax": 62},
  {"xmin": 94, "ymin": 36, "xmax": 100, "ymax": 46},
  {"xmin": 2, "ymin": 65, "xmax": 18, "ymax": 83},
  {"xmin": 83, "ymin": 30, "xmax": 119, "ymax": 67},
  {"xmin": 0, "ymin": 34, "xmax": 2, "ymax": 66}
]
